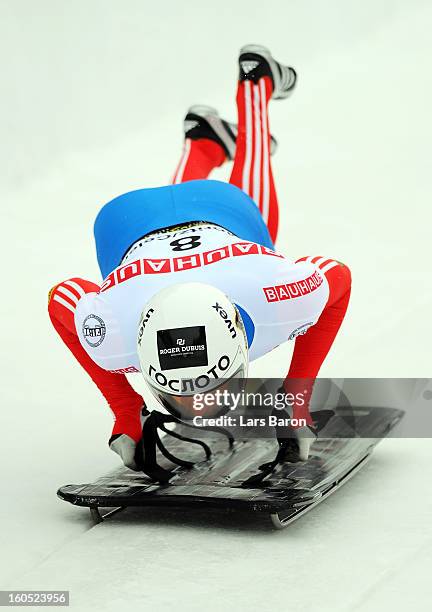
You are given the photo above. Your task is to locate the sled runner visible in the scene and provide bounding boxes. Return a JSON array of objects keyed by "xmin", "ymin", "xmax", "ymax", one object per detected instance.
[{"xmin": 57, "ymin": 406, "xmax": 403, "ymax": 529}]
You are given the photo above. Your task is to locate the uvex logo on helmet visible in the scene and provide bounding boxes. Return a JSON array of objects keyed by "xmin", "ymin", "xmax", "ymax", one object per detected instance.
[
  {"xmin": 213, "ymin": 302, "xmax": 237, "ymax": 339},
  {"xmin": 137, "ymin": 308, "xmax": 154, "ymax": 346}
]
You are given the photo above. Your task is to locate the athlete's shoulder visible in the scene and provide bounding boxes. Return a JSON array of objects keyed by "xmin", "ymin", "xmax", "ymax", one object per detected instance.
[
  {"xmin": 74, "ymin": 286, "xmax": 139, "ymax": 373},
  {"xmin": 74, "ymin": 289, "xmax": 108, "ymax": 344}
]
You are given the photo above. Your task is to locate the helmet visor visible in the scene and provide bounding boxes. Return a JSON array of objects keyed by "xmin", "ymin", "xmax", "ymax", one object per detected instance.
[{"xmin": 151, "ymin": 365, "xmax": 246, "ymax": 420}]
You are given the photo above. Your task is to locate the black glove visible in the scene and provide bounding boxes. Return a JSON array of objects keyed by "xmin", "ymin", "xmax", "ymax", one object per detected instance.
[{"xmin": 273, "ymin": 403, "xmax": 335, "ymax": 462}]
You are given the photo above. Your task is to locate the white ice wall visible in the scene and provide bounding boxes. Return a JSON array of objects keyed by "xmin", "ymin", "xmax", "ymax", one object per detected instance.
[{"xmin": 1, "ymin": 0, "xmax": 431, "ymax": 608}]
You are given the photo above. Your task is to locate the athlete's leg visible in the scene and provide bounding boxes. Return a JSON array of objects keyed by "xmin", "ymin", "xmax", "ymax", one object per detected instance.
[
  {"xmin": 283, "ymin": 258, "xmax": 352, "ymax": 426},
  {"xmin": 229, "ymin": 47, "xmax": 296, "ymax": 244},
  {"xmin": 172, "ymin": 138, "xmax": 226, "ymax": 184},
  {"xmin": 229, "ymin": 76, "xmax": 278, "ymax": 241},
  {"xmin": 48, "ymin": 278, "xmax": 144, "ymax": 442},
  {"xmin": 171, "ymin": 107, "xmax": 229, "ymax": 184}
]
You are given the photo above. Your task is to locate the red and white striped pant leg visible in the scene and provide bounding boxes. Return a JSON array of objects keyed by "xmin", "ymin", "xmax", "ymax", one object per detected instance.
[
  {"xmin": 284, "ymin": 257, "xmax": 352, "ymax": 426},
  {"xmin": 171, "ymin": 138, "xmax": 226, "ymax": 184},
  {"xmin": 229, "ymin": 77, "xmax": 279, "ymax": 243},
  {"xmin": 48, "ymin": 278, "xmax": 144, "ymax": 442}
]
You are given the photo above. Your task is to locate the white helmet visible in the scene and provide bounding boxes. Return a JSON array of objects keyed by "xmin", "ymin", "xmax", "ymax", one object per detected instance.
[{"xmin": 137, "ymin": 282, "xmax": 249, "ymax": 419}]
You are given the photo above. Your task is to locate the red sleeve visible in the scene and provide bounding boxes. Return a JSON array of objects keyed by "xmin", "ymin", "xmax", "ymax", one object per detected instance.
[
  {"xmin": 48, "ymin": 278, "xmax": 143, "ymax": 442},
  {"xmin": 286, "ymin": 258, "xmax": 352, "ymax": 426}
]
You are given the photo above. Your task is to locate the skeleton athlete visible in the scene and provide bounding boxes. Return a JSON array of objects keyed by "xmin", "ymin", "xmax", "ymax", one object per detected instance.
[{"xmin": 48, "ymin": 45, "xmax": 351, "ymax": 470}]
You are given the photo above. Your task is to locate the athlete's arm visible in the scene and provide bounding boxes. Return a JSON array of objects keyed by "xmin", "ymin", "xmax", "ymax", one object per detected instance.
[
  {"xmin": 283, "ymin": 257, "xmax": 352, "ymax": 427},
  {"xmin": 48, "ymin": 278, "xmax": 144, "ymax": 443}
]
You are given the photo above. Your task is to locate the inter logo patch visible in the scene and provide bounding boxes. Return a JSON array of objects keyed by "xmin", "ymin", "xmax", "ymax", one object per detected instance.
[{"xmin": 82, "ymin": 314, "xmax": 106, "ymax": 347}]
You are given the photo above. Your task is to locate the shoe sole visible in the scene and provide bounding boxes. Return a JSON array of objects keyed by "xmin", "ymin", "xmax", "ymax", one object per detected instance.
[
  {"xmin": 185, "ymin": 105, "xmax": 278, "ymax": 157},
  {"xmin": 239, "ymin": 44, "xmax": 296, "ymax": 99}
]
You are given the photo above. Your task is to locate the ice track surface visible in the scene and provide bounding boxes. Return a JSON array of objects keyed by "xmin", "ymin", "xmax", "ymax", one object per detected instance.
[{"xmin": 1, "ymin": 1, "xmax": 431, "ymax": 610}]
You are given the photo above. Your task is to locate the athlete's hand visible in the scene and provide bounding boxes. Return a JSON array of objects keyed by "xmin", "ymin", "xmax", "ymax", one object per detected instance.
[
  {"xmin": 109, "ymin": 434, "xmax": 138, "ymax": 471},
  {"xmin": 293, "ymin": 425, "xmax": 317, "ymax": 461},
  {"xmin": 277, "ymin": 425, "xmax": 317, "ymax": 462}
]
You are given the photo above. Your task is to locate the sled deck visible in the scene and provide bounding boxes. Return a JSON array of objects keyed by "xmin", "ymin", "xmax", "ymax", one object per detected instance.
[{"xmin": 57, "ymin": 406, "xmax": 403, "ymax": 528}]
